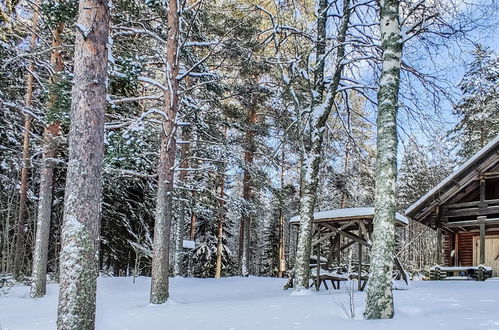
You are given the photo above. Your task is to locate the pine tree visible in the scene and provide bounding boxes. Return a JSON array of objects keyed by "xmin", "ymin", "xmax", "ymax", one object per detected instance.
[
  {"xmin": 56, "ymin": 0, "xmax": 109, "ymax": 328},
  {"xmin": 30, "ymin": 0, "xmax": 71, "ymax": 297}
]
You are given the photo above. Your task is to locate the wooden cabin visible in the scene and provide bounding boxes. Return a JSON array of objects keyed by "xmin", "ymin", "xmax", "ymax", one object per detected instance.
[{"xmin": 406, "ymin": 136, "xmax": 499, "ymax": 276}]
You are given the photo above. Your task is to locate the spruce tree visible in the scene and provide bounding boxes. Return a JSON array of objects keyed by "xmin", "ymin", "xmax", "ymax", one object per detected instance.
[{"xmin": 451, "ymin": 45, "xmax": 499, "ymax": 158}]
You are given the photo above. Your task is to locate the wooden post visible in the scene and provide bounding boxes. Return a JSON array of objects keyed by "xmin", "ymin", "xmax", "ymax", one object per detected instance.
[
  {"xmin": 479, "ymin": 176, "xmax": 486, "ymax": 206},
  {"xmin": 435, "ymin": 206, "xmax": 442, "ymax": 265},
  {"xmin": 358, "ymin": 223, "xmax": 363, "ymax": 291},
  {"xmin": 358, "ymin": 242, "xmax": 362, "ymax": 291},
  {"xmin": 478, "ymin": 216, "xmax": 486, "ymax": 265},
  {"xmin": 454, "ymin": 233, "xmax": 459, "ymax": 266},
  {"xmin": 436, "ymin": 227, "xmax": 442, "ymax": 265}
]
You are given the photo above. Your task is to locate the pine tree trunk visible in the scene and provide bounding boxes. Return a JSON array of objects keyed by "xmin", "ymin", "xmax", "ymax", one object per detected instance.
[
  {"xmin": 215, "ymin": 124, "xmax": 228, "ymax": 279},
  {"xmin": 240, "ymin": 106, "xmax": 257, "ymax": 276},
  {"xmin": 56, "ymin": 0, "xmax": 109, "ymax": 328},
  {"xmin": 30, "ymin": 20, "xmax": 64, "ymax": 298},
  {"xmin": 30, "ymin": 123, "xmax": 60, "ymax": 297},
  {"xmin": 364, "ymin": 0, "xmax": 403, "ymax": 320},
  {"xmin": 13, "ymin": 4, "xmax": 39, "ymax": 279},
  {"xmin": 150, "ymin": 0, "xmax": 180, "ymax": 304},
  {"xmin": 214, "ymin": 176, "xmax": 225, "ymax": 279},
  {"xmin": 292, "ymin": 0, "xmax": 351, "ymax": 290}
]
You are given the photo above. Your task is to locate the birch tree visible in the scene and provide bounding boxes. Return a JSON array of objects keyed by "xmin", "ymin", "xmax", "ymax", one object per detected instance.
[
  {"xmin": 364, "ymin": 0, "xmax": 403, "ymax": 319},
  {"xmin": 56, "ymin": 0, "xmax": 109, "ymax": 328},
  {"xmin": 293, "ymin": 0, "xmax": 351, "ymax": 289}
]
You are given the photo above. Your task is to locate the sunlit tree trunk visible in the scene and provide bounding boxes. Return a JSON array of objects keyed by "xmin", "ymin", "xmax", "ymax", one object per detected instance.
[
  {"xmin": 364, "ymin": 0, "xmax": 403, "ymax": 320},
  {"xmin": 56, "ymin": 0, "xmax": 109, "ymax": 328}
]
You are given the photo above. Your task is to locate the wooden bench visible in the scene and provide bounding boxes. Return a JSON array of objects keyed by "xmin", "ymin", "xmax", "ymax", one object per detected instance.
[
  {"xmin": 311, "ymin": 270, "xmax": 349, "ymax": 290},
  {"xmin": 430, "ymin": 266, "xmax": 493, "ymax": 281}
]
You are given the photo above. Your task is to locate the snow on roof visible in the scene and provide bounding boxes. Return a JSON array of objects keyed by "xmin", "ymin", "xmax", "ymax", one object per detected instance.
[
  {"xmin": 289, "ymin": 207, "xmax": 409, "ymax": 225},
  {"xmin": 406, "ymin": 135, "xmax": 499, "ymax": 216}
]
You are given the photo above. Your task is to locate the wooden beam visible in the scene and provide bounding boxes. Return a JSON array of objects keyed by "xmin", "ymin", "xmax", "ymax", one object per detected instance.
[
  {"xmin": 436, "ymin": 206, "xmax": 442, "ymax": 264},
  {"xmin": 358, "ymin": 227, "xmax": 362, "ymax": 291},
  {"xmin": 394, "ymin": 257, "xmax": 408, "ymax": 284},
  {"xmin": 480, "ymin": 177, "xmax": 486, "ymax": 207},
  {"xmin": 321, "ymin": 223, "xmax": 371, "ymax": 247},
  {"xmin": 443, "ymin": 217, "xmax": 499, "ymax": 228},
  {"xmin": 445, "ymin": 205, "xmax": 499, "ymax": 218},
  {"xmin": 445, "ymin": 199, "xmax": 499, "ymax": 210},
  {"xmin": 479, "ymin": 216, "xmax": 486, "ymax": 265},
  {"xmin": 358, "ymin": 219, "xmax": 369, "ymax": 240},
  {"xmin": 338, "ymin": 241, "xmax": 356, "ymax": 252},
  {"xmin": 436, "ymin": 227, "xmax": 442, "ymax": 264},
  {"xmin": 312, "ymin": 232, "xmax": 335, "ymax": 247}
]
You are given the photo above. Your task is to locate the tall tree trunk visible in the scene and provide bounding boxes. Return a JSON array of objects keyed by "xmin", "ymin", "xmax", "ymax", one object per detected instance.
[
  {"xmin": 30, "ymin": 123, "xmax": 60, "ymax": 297},
  {"xmin": 364, "ymin": 0, "xmax": 403, "ymax": 320},
  {"xmin": 13, "ymin": 3, "xmax": 39, "ymax": 279},
  {"xmin": 173, "ymin": 128, "xmax": 190, "ymax": 276},
  {"xmin": 277, "ymin": 141, "xmax": 286, "ymax": 278},
  {"xmin": 56, "ymin": 0, "xmax": 109, "ymax": 328},
  {"xmin": 240, "ymin": 106, "xmax": 257, "ymax": 276},
  {"xmin": 292, "ymin": 0, "xmax": 351, "ymax": 290},
  {"xmin": 30, "ymin": 20, "xmax": 64, "ymax": 298},
  {"xmin": 150, "ymin": 0, "xmax": 180, "ymax": 304},
  {"xmin": 339, "ymin": 143, "xmax": 350, "ymax": 208},
  {"xmin": 214, "ymin": 173, "xmax": 225, "ymax": 279}
]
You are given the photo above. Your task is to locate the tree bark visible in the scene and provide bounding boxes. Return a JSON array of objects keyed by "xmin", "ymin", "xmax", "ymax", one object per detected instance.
[
  {"xmin": 30, "ymin": 20, "xmax": 64, "ymax": 298},
  {"xmin": 150, "ymin": 0, "xmax": 180, "ymax": 304},
  {"xmin": 277, "ymin": 144, "xmax": 286, "ymax": 278},
  {"xmin": 240, "ymin": 106, "xmax": 257, "ymax": 276},
  {"xmin": 293, "ymin": 0, "xmax": 351, "ymax": 290},
  {"xmin": 214, "ymin": 174, "xmax": 225, "ymax": 279},
  {"xmin": 13, "ymin": 3, "xmax": 39, "ymax": 279},
  {"xmin": 364, "ymin": 0, "xmax": 403, "ymax": 320},
  {"xmin": 56, "ymin": 0, "xmax": 109, "ymax": 328},
  {"xmin": 173, "ymin": 128, "xmax": 190, "ymax": 276},
  {"xmin": 30, "ymin": 123, "xmax": 60, "ymax": 297}
]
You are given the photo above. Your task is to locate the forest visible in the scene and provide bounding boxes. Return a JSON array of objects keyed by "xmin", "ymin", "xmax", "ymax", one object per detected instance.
[{"xmin": 0, "ymin": 0, "xmax": 498, "ymax": 329}]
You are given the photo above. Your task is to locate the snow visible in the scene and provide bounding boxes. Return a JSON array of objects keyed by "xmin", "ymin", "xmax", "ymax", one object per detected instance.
[
  {"xmin": 182, "ymin": 239, "xmax": 195, "ymax": 249},
  {"xmin": 406, "ymin": 134, "xmax": 499, "ymax": 216},
  {"xmin": 2, "ymin": 277, "xmax": 499, "ymax": 329},
  {"xmin": 289, "ymin": 207, "xmax": 409, "ymax": 225}
]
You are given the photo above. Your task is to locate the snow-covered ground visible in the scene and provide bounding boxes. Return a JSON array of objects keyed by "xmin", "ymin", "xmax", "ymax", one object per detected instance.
[{"xmin": 1, "ymin": 277, "xmax": 499, "ymax": 330}]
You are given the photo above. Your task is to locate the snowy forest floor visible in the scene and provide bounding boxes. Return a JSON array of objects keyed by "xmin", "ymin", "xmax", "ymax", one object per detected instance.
[{"xmin": 1, "ymin": 276, "xmax": 499, "ymax": 330}]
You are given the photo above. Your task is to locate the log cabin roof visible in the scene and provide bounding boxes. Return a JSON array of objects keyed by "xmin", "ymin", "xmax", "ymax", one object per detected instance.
[{"xmin": 405, "ymin": 135, "xmax": 499, "ymax": 225}]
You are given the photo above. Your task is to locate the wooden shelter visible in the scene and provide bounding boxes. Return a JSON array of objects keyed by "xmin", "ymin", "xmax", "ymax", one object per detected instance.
[
  {"xmin": 406, "ymin": 135, "xmax": 499, "ymax": 277},
  {"xmin": 289, "ymin": 207, "xmax": 409, "ymax": 290}
]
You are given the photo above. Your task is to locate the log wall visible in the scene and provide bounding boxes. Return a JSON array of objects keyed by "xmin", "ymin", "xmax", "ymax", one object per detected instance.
[{"xmin": 443, "ymin": 230, "xmax": 499, "ymax": 266}]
